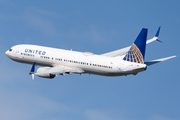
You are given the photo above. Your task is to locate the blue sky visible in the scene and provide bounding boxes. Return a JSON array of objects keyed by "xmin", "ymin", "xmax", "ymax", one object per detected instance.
[{"xmin": 0, "ymin": 0, "xmax": 180, "ymax": 120}]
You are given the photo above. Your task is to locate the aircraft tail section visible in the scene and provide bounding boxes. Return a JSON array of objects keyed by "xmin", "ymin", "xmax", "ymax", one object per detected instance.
[{"xmin": 123, "ymin": 28, "xmax": 148, "ymax": 64}]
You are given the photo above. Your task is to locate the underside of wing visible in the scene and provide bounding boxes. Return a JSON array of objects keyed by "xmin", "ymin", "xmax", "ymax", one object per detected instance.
[
  {"xmin": 36, "ymin": 65, "xmax": 85, "ymax": 75},
  {"xmin": 30, "ymin": 63, "xmax": 85, "ymax": 79}
]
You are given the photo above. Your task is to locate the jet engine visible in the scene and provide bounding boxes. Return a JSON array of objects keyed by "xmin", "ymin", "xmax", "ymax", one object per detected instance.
[{"xmin": 37, "ymin": 67, "xmax": 56, "ymax": 79}]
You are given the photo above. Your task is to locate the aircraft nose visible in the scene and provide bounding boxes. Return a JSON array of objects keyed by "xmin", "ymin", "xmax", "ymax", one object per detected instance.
[{"xmin": 5, "ymin": 50, "xmax": 9, "ymax": 56}]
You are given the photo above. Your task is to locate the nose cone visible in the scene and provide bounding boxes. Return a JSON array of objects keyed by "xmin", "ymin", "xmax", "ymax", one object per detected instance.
[
  {"xmin": 5, "ymin": 50, "xmax": 11, "ymax": 58},
  {"xmin": 5, "ymin": 50, "xmax": 9, "ymax": 56}
]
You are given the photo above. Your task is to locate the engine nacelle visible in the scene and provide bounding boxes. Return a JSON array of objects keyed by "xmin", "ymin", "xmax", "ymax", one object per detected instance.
[
  {"xmin": 37, "ymin": 67, "xmax": 56, "ymax": 79},
  {"xmin": 37, "ymin": 74, "xmax": 55, "ymax": 79}
]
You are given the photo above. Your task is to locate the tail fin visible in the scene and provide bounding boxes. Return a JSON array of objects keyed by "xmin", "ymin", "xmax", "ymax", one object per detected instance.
[{"xmin": 123, "ymin": 28, "xmax": 148, "ymax": 64}]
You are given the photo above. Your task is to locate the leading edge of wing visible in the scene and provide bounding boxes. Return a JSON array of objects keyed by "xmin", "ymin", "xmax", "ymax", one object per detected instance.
[
  {"xmin": 101, "ymin": 27, "xmax": 161, "ymax": 57},
  {"xmin": 145, "ymin": 55, "xmax": 176, "ymax": 66}
]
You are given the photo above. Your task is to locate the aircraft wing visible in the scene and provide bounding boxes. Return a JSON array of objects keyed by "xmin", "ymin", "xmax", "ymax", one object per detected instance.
[
  {"xmin": 30, "ymin": 63, "xmax": 84, "ymax": 79},
  {"xmin": 100, "ymin": 46, "xmax": 130, "ymax": 57},
  {"xmin": 36, "ymin": 66, "xmax": 71, "ymax": 76},
  {"xmin": 36, "ymin": 65, "xmax": 84, "ymax": 75},
  {"xmin": 145, "ymin": 56, "xmax": 176, "ymax": 66},
  {"xmin": 101, "ymin": 27, "xmax": 161, "ymax": 57}
]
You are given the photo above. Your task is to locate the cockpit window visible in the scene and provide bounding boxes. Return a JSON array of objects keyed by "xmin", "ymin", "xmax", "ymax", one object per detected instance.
[{"xmin": 9, "ymin": 49, "xmax": 12, "ymax": 52}]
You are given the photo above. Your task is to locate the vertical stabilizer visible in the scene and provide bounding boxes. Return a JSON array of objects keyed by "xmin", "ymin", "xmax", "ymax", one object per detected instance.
[{"xmin": 123, "ymin": 28, "xmax": 148, "ymax": 64}]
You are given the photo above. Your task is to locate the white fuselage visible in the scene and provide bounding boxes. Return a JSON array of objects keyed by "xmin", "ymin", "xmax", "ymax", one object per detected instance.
[{"xmin": 5, "ymin": 44, "xmax": 147, "ymax": 76}]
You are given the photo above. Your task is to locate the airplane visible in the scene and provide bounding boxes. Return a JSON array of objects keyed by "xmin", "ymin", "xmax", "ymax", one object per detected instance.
[{"xmin": 5, "ymin": 27, "xmax": 176, "ymax": 79}]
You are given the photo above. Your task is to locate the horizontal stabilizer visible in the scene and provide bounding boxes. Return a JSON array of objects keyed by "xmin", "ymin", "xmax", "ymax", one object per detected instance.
[{"xmin": 145, "ymin": 55, "xmax": 176, "ymax": 66}]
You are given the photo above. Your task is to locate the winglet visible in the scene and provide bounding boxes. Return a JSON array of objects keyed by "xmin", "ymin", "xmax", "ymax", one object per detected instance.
[
  {"xmin": 155, "ymin": 27, "xmax": 161, "ymax": 37},
  {"xmin": 146, "ymin": 27, "xmax": 162, "ymax": 44},
  {"xmin": 29, "ymin": 62, "xmax": 36, "ymax": 80}
]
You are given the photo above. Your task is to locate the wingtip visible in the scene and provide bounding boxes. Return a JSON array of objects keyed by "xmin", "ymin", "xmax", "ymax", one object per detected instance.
[
  {"xmin": 145, "ymin": 55, "xmax": 176, "ymax": 66},
  {"xmin": 158, "ymin": 55, "xmax": 176, "ymax": 61},
  {"xmin": 155, "ymin": 27, "xmax": 161, "ymax": 37},
  {"xmin": 32, "ymin": 74, "xmax": 34, "ymax": 80},
  {"xmin": 169, "ymin": 55, "xmax": 177, "ymax": 59}
]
